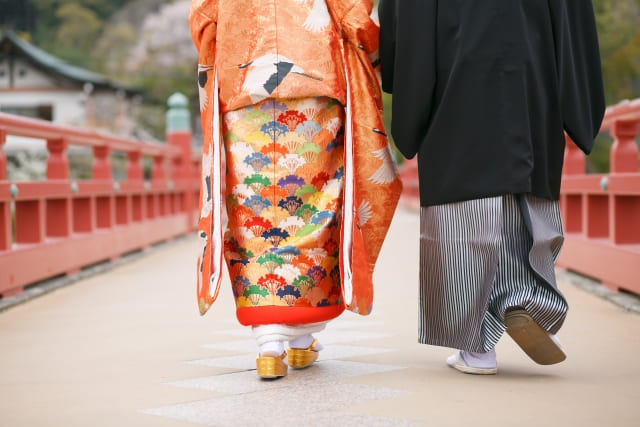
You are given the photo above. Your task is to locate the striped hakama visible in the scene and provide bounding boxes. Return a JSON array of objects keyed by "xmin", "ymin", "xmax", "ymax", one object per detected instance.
[{"xmin": 419, "ymin": 194, "xmax": 567, "ymax": 352}]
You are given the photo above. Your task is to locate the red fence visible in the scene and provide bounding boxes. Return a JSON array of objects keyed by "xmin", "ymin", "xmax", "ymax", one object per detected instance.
[
  {"xmin": 398, "ymin": 99, "xmax": 640, "ymax": 296},
  {"xmin": 0, "ymin": 99, "xmax": 200, "ymax": 297},
  {"xmin": 559, "ymin": 99, "xmax": 640, "ymax": 295}
]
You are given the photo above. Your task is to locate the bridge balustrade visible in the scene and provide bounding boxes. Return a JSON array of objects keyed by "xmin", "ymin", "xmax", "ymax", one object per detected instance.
[
  {"xmin": 0, "ymin": 95, "xmax": 200, "ymax": 297},
  {"xmin": 560, "ymin": 99, "xmax": 640, "ymax": 295}
]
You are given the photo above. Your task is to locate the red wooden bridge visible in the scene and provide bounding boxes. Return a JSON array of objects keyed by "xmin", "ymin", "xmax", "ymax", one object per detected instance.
[
  {"xmin": 0, "ymin": 94, "xmax": 199, "ymax": 297},
  {"xmin": 1, "ymin": 95, "xmax": 639, "ymax": 300},
  {"xmin": 1, "ymin": 94, "xmax": 639, "ymax": 427}
]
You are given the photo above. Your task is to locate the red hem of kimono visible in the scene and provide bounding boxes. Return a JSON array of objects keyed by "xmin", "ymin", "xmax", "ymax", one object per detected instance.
[{"xmin": 236, "ymin": 304, "xmax": 345, "ymax": 326}]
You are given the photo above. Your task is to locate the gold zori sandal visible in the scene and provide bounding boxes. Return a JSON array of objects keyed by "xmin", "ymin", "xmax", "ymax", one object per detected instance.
[
  {"xmin": 256, "ymin": 351, "xmax": 288, "ymax": 379},
  {"xmin": 288, "ymin": 338, "xmax": 319, "ymax": 369}
]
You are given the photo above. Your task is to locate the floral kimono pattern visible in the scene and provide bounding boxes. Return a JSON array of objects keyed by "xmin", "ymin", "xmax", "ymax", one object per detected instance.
[{"xmin": 224, "ymin": 97, "xmax": 346, "ymax": 325}]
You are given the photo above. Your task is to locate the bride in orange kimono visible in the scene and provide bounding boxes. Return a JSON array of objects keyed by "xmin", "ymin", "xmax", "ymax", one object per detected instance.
[{"xmin": 189, "ymin": 0, "xmax": 401, "ymax": 379}]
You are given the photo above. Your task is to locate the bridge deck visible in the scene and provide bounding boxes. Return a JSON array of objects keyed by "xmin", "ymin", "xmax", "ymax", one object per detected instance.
[{"xmin": 1, "ymin": 207, "xmax": 639, "ymax": 426}]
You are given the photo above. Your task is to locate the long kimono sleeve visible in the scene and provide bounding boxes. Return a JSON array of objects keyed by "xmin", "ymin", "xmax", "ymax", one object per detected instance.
[
  {"xmin": 342, "ymin": 0, "xmax": 378, "ymax": 52},
  {"xmin": 189, "ymin": 0, "xmax": 218, "ymax": 66},
  {"xmin": 378, "ymin": 0, "xmax": 437, "ymax": 160},
  {"xmin": 551, "ymin": 0, "xmax": 605, "ymax": 154},
  {"xmin": 325, "ymin": 0, "xmax": 403, "ymax": 315},
  {"xmin": 328, "ymin": 0, "xmax": 380, "ymax": 67},
  {"xmin": 189, "ymin": 0, "xmax": 222, "ymax": 315}
]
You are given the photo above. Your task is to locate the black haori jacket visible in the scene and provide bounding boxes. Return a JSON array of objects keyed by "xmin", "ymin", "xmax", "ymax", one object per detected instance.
[{"xmin": 379, "ymin": 0, "xmax": 606, "ymax": 206}]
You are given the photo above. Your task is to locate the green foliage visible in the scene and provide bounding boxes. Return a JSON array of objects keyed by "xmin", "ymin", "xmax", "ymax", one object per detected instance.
[
  {"xmin": 0, "ymin": 0, "xmax": 137, "ymax": 68},
  {"xmin": 594, "ymin": 0, "xmax": 640, "ymax": 104},
  {"xmin": 589, "ymin": 135, "xmax": 614, "ymax": 173},
  {"xmin": 29, "ymin": 0, "xmax": 133, "ymax": 19},
  {"xmin": 588, "ymin": 1, "xmax": 640, "ymax": 171},
  {"xmin": 382, "ymin": 92, "xmax": 404, "ymax": 165},
  {"xmin": 92, "ymin": 22, "xmax": 138, "ymax": 78},
  {"xmin": 135, "ymin": 63, "xmax": 200, "ymax": 138},
  {"xmin": 136, "ymin": 63, "xmax": 196, "ymax": 105},
  {"xmin": 49, "ymin": 3, "xmax": 103, "ymax": 67}
]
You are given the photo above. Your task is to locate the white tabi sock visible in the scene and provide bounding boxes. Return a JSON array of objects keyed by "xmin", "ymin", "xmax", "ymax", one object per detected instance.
[
  {"xmin": 259, "ymin": 340, "xmax": 285, "ymax": 357},
  {"xmin": 460, "ymin": 348, "xmax": 497, "ymax": 369},
  {"xmin": 289, "ymin": 334, "xmax": 324, "ymax": 351},
  {"xmin": 550, "ymin": 334, "xmax": 563, "ymax": 349}
]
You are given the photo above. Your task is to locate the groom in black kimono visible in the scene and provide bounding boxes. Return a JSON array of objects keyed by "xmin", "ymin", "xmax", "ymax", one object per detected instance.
[{"xmin": 379, "ymin": 0, "xmax": 605, "ymax": 374}]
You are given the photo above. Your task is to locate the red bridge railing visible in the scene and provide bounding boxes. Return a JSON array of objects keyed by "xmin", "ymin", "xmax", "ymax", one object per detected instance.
[
  {"xmin": 559, "ymin": 99, "xmax": 640, "ymax": 295},
  {"xmin": 398, "ymin": 99, "xmax": 640, "ymax": 296},
  {"xmin": 0, "ymin": 94, "xmax": 200, "ymax": 298}
]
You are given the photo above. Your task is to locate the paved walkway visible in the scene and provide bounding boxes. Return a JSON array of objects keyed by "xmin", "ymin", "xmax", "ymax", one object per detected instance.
[{"xmin": 1, "ymin": 207, "xmax": 639, "ymax": 426}]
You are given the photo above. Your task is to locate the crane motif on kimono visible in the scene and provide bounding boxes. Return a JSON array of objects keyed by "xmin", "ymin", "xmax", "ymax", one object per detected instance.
[{"xmin": 239, "ymin": 54, "xmax": 323, "ymax": 104}]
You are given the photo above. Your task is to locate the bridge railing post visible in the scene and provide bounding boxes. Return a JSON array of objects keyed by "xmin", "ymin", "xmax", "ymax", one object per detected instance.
[
  {"xmin": 610, "ymin": 120, "xmax": 639, "ymax": 173},
  {"xmin": 92, "ymin": 146, "xmax": 112, "ymax": 180},
  {"xmin": 0, "ymin": 129, "xmax": 7, "ymax": 181},
  {"xmin": 126, "ymin": 149, "xmax": 144, "ymax": 222},
  {"xmin": 147, "ymin": 153, "xmax": 165, "ymax": 220},
  {"xmin": 0, "ymin": 129, "xmax": 9, "ymax": 251},
  {"xmin": 561, "ymin": 135, "xmax": 586, "ymax": 234},
  {"xmin": 609, "ymin": 118, "xmax": 640, "ymax": 245},
  {"xmin": 45, "ymin": 137, "xmax": 72, "ymax": 239},
  {"xmin": 92, "ymin": 145, "xmax": 113, "ymax": 230},
  {"xmin": 166, "ymin": 92, "xmax": 194, "ymax": 230},
  {"xmin": 46, "ymin": 137, "xmax": 69, "ymax": 180}
]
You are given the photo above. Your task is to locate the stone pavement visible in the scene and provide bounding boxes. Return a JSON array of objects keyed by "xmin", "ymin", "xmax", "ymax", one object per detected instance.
[{"xmin": 1, "ymin": 207, "xmax": 639, "ymax": 427}]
